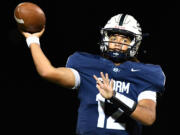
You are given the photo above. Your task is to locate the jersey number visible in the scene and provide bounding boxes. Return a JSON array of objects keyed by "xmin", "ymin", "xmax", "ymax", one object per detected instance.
[{"xmin": 96, "ymin": 93, "xmax": 125, "ymax": 130}]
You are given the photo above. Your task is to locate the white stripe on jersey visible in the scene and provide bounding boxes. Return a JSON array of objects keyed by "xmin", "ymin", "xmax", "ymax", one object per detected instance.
[
  {"xmin": 69, "ymin": 68, "xmax": 81, "ymax": 89},
  {"xmin": 138, "ymin": 90, "xmax": 157, "ymax": 102}
]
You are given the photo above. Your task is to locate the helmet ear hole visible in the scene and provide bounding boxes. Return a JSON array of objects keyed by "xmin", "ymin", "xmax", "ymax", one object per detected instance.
[{"xmin": 130, "ymin": 41, "xmax": 141, "ymax": 57}]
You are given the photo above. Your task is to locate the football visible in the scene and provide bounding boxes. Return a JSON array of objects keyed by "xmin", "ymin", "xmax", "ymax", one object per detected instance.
[{"xmin": 14, "ymin": 2, "xmax": 46, "ymax": 33}]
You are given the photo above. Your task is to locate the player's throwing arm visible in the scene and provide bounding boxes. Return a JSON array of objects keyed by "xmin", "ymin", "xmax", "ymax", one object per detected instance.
[{"xmin": 21, "ymin": 29, "xmax": 76, "ymax": 89}]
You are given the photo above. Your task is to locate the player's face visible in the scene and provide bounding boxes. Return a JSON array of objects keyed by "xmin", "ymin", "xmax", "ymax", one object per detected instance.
[{"xmin": 108, "ymin": 34, "xmax": 131, "ymax": 52}]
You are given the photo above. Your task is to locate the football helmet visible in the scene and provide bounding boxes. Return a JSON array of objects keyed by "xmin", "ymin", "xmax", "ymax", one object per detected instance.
[{"xmin": 100, "ymin": 14, "xmax": 142, "ymax": 62}]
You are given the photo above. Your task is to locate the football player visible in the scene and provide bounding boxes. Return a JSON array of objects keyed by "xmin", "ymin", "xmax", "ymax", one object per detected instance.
[{"xmin": 21, "ymin": 14, "xmax": 165, "ymax": 135}]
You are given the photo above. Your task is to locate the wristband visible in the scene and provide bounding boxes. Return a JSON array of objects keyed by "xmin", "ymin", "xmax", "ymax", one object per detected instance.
[
  {"xmin": 108, "ymin": 91, "xmax": 137, "ymax": 116},
  {"xmin": 26, "ymin": 36, "xmax": 40, "ymax": 47}
]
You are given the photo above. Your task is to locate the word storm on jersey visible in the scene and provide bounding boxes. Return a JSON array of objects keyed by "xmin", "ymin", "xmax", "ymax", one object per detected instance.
[{"xmin": 97, "ymin": 78, "xmax": 130, "ymax": 94}]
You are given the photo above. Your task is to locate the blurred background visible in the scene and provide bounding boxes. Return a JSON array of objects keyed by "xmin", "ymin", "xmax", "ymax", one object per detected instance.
[{"xmin": 3, "ymin": 0, "xmax": 176, "ymax": 134}]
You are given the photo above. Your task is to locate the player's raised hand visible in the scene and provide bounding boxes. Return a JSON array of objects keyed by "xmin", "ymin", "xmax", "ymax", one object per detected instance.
[
  {"xmin": 21, "ymin": 27, "xmax": 45, "ymax": 47},
  {"xmin": 93, "ymin": 72, "xmax": 114, "ymax": 99},
  {"xmin": 21, "ymin": 27, "xmax": 45, "ymax": 38}
]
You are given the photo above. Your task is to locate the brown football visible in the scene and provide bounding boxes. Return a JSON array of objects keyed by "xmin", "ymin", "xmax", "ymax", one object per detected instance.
[{"xmin": 14, "ymin": 2, "xmax": 46, "ymax": 33}]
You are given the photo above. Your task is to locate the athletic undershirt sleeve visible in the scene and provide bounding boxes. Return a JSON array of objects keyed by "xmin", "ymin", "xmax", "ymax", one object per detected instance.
[{"xmin": 69, "ymin": 68, "xmax": 81, "ymax": 89}]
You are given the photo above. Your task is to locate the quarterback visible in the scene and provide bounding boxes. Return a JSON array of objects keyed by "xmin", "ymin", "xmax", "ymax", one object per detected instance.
[{"xmin": 21, "ymin": 14, "xmax": 165, "ymax": 135}]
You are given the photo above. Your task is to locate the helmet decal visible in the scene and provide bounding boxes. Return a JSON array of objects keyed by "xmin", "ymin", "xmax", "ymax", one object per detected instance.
[{"xmin": 119, "ymin": 14, "xmax": 126, "ymax": 26}]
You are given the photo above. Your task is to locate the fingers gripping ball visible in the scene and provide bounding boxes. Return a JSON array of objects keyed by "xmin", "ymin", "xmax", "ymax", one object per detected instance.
[{"xmin": 14, "ymin": 2, "xmax": 46, "ymax": 33}]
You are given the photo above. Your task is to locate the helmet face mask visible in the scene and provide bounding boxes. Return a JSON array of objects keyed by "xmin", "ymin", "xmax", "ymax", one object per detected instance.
[{"xmin": 100, "ymin": 14, "xmax": 142, "ymax": 62}]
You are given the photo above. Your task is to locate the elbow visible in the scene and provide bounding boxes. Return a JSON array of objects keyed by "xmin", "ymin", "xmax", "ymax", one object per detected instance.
[
  {"xmin": 38, "ymin": 67, "xmax": 55, "ymax": 79},
  {"xmin": 39, "ymin": 71, "xmax": 50, "ymax": 79}
]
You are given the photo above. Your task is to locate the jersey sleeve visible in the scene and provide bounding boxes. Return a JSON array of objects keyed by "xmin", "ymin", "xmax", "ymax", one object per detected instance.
[
  {"xmin": 137, "ymin": 90, "xmax": 157, "ymax": 102},
  {"xmin": 66, "ymin": 52, "xmax": 81, "ymax": 89},
  {"xmin": 141, "ymin": 64, "xmax": 166, "ymax": 94},
  {"xmin": 69, "ymin": 68, "xmax": 81, "ymax": 89},
  {"xmin": 65, "ymin": 52, "xmax": 87, "ymax": 69},
  {"xmin": 66, "ymin": 53, "xmax": 78, "ymax": 69}
]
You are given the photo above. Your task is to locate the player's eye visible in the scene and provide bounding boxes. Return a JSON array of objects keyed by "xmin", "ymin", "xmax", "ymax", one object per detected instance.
[
  {"xmin": 121, "ymin": 37, "xmax": 131, "ymax": 43},
  {"xmin": 110, "ymin": 37, "xmax": 117, "ymax": 41},
  {"xmin": 122, "ymin": 39, "xmax": 127, "ymax": 42}
]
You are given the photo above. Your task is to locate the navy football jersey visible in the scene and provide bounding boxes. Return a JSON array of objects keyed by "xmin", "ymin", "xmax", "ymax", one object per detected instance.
[{"xmin": 66, "ymin": 51, "xmax": 165, "ymax": 135}]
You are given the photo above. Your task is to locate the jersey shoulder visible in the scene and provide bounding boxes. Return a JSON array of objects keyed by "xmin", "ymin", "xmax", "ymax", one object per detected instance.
[
  {"xmin": 129, "ymin": 61, "xmax": 166, "ymax": 93},
  {"xmin": 66, "ymin": 51, "xmax": 100, "ymax": 69}
]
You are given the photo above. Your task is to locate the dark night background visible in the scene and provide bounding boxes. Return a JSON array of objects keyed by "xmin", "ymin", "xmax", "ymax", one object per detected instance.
[{"xmin": 2, "ymin": 0, "xmax": 176, "ymax": 134}]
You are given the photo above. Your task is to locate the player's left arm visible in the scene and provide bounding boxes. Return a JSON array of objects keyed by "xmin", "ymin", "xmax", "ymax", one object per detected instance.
[
  {"xmin": 93, "ymin": 72, "xmax": 156, "ymax": 126},
  {"xmin": 131, "ymin": 99, "xmax": 156, "ymax": 126}
]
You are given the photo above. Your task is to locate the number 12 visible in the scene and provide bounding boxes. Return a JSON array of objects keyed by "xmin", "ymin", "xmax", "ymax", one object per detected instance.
[{"xmin": 96, "ymin": 93, "xmax": 125, "ymax": 130}]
